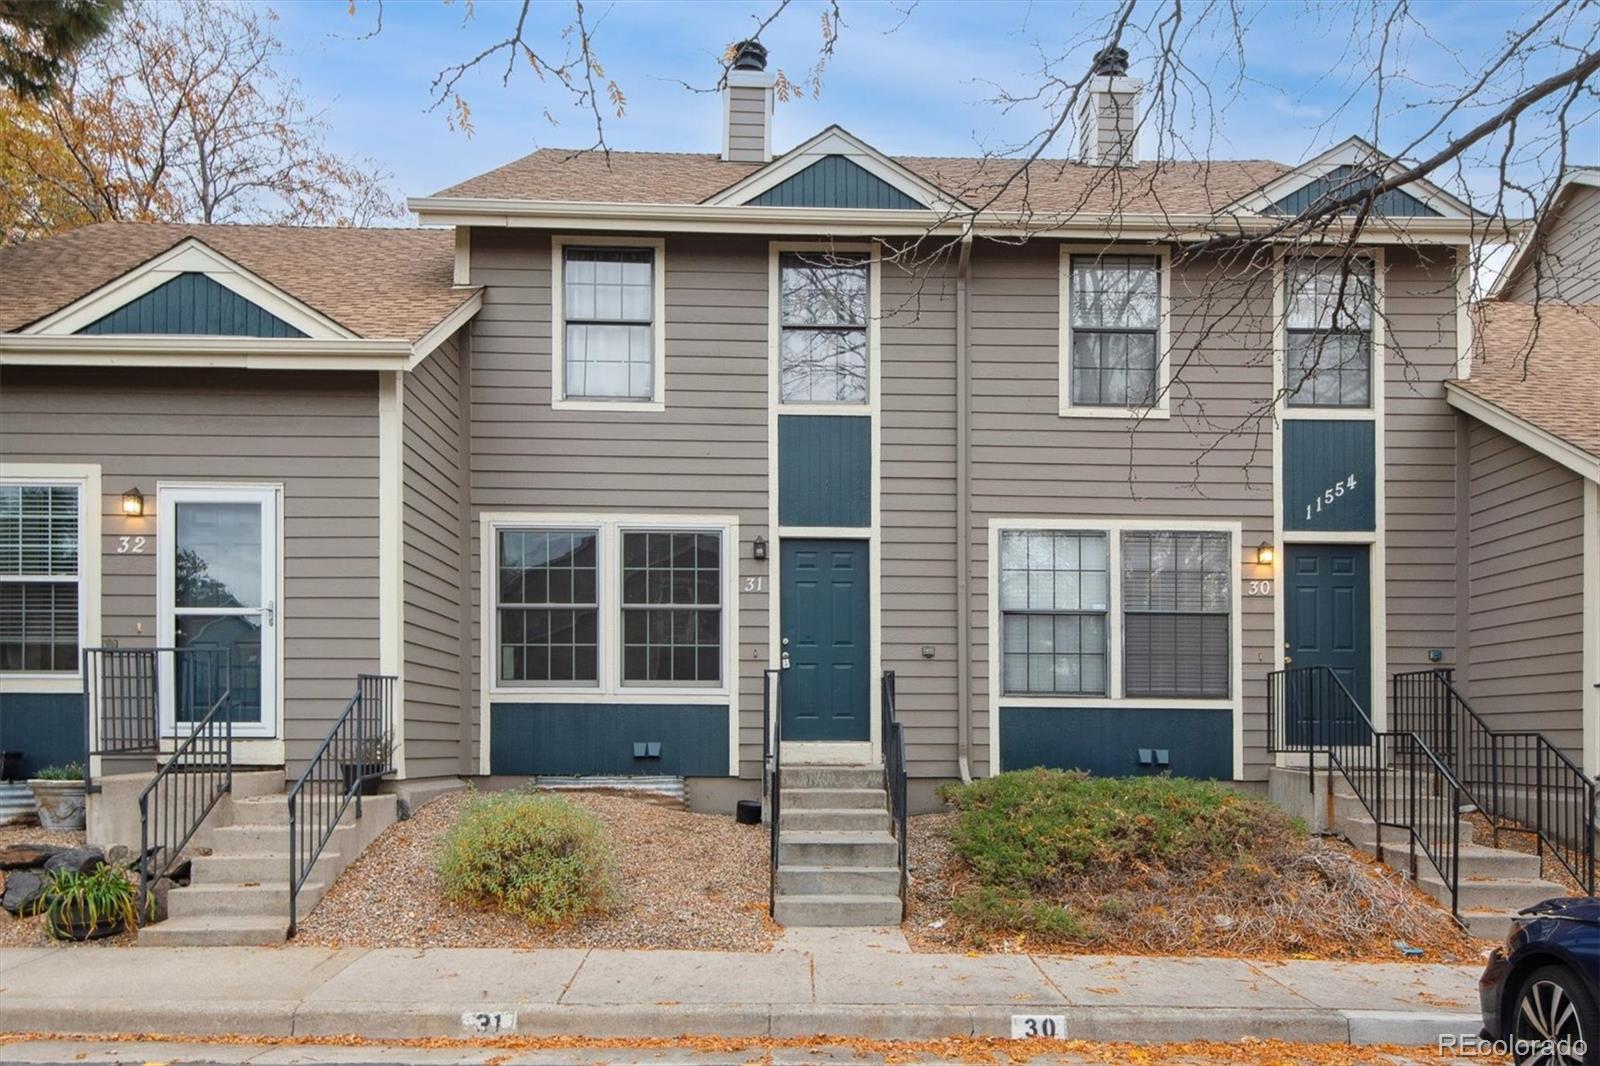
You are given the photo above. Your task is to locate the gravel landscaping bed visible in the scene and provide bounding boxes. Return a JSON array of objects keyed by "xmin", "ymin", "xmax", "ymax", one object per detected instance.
[
  {"xmin": 295, "ymin": 789, "xmax": 777, "ymax": 951},
  {"xmin": 0, "ymin": 825, "xmax": 138, "ymax": 948}
]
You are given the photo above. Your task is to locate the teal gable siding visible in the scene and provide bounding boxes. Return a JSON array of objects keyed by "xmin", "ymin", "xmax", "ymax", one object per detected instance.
[
  {"xmin": 750, "ymin": 155, "xmax": 925, "ymax": 210},
  {"xmin": 1270, "ymin": 166, "xmax": 1442, "ymax": 218},
  {"xmin": 77, "ymin": 272, "xmax": 308, "ymax": 337},
  {"xmin": 779, "ymin": 414, "xmax": 871, "ymax": 527},
  {"xmin": 0, "ymin": 691, "xmax": 86, "ymax": 778},
  {"xmin": 1283, "ymin": 420, "xmax": 1377, "ymax": 532},
  {"xmin": 489, "ymin": 704, "xmax": 730, "ymax": 777},
  {"xmin": 999, "ymin": 707, "xmax": 1233, "ymax": 779}
]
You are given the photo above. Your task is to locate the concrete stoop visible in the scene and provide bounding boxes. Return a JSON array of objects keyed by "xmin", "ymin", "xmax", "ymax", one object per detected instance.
[
  {"xmin": 773, "ymin": 765, "xmax": 903, "ymax": 928},
  {"xmin": 1270, "ymin": 767, "xmax": 1566, "ymax": 939},
  {"xmin": 138, "ymin": 789, "xmax": 397, "ymax": 947}
]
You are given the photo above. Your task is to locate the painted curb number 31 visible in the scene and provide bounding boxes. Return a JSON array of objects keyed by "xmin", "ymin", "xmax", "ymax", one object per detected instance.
[
  {"xmin": 461, "ymin": 1010, "xmax": 516, "ymax": 1034},
  {"xmin": 1010, "ymin": 1014, "xmax": 1065, "ymax": 1040}
]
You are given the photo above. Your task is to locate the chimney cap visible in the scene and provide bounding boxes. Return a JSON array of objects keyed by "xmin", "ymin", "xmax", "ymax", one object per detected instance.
[
  {"xmin": 731, "ymin": 39, "xmax": 768, "ymax": 72},
  {"xmin": 1090, "ymin": 45, "xmax": 1130, "ymax": 78}
]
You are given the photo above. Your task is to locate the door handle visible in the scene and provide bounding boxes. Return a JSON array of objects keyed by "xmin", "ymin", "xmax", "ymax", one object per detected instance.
[
  {"xmin": 264, "ymin": 599, "xmax": 275, "ymax": 627},
  {"xmin": 1283, "ymin": 655, "xmax": 1292, "ymax": 666},
  {"xmin": 781, "ymin": 651, "xmax": 791, "ymax": 670}
]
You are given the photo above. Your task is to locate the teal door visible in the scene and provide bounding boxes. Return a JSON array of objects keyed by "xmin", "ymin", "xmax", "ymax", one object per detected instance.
[
  {"xmin": 1285, "ymin": 545, "xmax": 1371, "ymax": 743},
  {"xmin": 779, "ymin": 539, "xmax": 870, "ymax": 742}
]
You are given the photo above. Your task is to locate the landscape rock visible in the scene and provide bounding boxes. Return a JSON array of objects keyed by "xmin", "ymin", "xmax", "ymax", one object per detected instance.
[
  {"xmin": 104, "ymin": 844, "xmax": 132, "ymax": 867},
  {"xmin": 2, "ymin": 869, "xmax": 44, "ymax": 914},
  {"xmin": 42, "ymin": 847, "xmax": 105, "ymax": 876},
  {"xmin": 0, "ymin": 843, "xmax": 64, "ymax": 870}
]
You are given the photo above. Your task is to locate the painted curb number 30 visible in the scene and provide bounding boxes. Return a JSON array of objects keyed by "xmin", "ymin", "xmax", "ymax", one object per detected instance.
[
  {"xmin": 461, "ymin": 1010, "xmax": 516, "ymax": 1034},
  {"xmin": 1010, "ymin": 1014, "xmax": 1065, "ymax": 1040}
]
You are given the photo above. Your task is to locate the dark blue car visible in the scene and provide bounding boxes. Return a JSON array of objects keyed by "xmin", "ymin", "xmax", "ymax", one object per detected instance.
[{"xmin": 1480, "ymin": 896, "xmax": 1599, "ymax": 1065}]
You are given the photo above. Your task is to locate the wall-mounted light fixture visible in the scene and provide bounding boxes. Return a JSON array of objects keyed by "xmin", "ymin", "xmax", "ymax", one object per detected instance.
[
  {"xmin": 121, "ymin": 487, "xmax": 145, "ymax": 517},
  {"xmin": 753, "ymin": 535, "xmax": 767, "ymax": 561},
  {"xmin": 1256, "ymin": 541, "xmax": 1275, "ymax": 566}
]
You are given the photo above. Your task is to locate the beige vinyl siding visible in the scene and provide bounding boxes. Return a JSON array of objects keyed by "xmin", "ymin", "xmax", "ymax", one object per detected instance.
[
  {"xmin": 967, "ymin": 243, "xmax": 1277, "ymax": 780},
  {"xmin": 0, "ymin": 366, "xmax": 380, "ymax": 773},
  {"xmin": 1465, "ymin": 423, "xmax": 1585, "ymax": 763},
  {"xmin": 882, "ymin": 257, "xmax": 960, "ymax": 778},
  {"xmin": 1385, "ymin": 247, "xmax": 1462, "ymax": 679},
  {"xmin": 725, "ymin": 86, "xmax": 769, "ymax": 163},
  {"xmin": 1503, "ymin": 183, "xmax": 1600, "ymax": 304},
  {"xmin": 402, "ymin": 333, "xmax": 468, "ymax": 779},
  {"xmin": 466, "ymin": 229, "xmax": 770, "ymax": 775}
]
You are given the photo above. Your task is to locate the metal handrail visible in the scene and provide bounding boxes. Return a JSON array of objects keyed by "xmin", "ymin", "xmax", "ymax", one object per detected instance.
[
  {"xmin": 880, "ymin": 670, "xmax": 909, "ymax": 918},
  {"xmin": 136, "ymin": 683, "xmax": 234, "ymax": 913},
  {"xmin": 764, "ymin": 668, "xmax": 781, "ymax": 918},
  {"xmin": 1394, "ymin": 668, "xmax": 1595, "ymax": 895},
  {"xmin": 286, "ymin": 674, "xmax": 395, "ymax": 936},
  {"xmin": 1269, "ymin": 664, "xmax": 1464, "ymax": 917},
  {"xmin": 82, "ymin": 646, "xmax": 231, "ymax": 793}
]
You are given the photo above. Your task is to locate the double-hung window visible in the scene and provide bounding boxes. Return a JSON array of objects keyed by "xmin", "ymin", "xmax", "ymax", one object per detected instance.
[
  {"xmin": 779, "ymin": 252, "xmax": 869, "ymax": 404},
  {"xmin": 558, "ymin": 244, "xmax": 661, "ymax": 404},
  {"xmin": 998, "ymin": 524, "xmax": 1234, "ymax": 701},
  {"xmin": 492, "ymin": 519, "xmax": 728, "ymax": 693},
  {"xmin": 1067, "ymin": 254, "xmax": 1162, "ymax": 409},
  {"xmin": 0, "ymin": 483, "xmax": 81, "ymax": 673},
  {"xmin": 1121, "ymin": 531, "xmax": 1230, "ymax": 698},
  {"xmin": 999, "ymin": 531, "xmax": 1110, "ymax": 696},
  {"xmin": 1285, "ymin": 258, "xmax": 1374, "ymax": 408}
]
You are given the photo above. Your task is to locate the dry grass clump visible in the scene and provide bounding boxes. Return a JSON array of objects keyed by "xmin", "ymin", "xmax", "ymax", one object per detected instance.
[{"xmin": 909, "ymin": 769, "xmax": 1483, "ymax": 961}]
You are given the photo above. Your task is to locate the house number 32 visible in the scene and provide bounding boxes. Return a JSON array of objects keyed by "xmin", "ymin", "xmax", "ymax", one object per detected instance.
[
  {"xmin": 117, "ymin": 536, "xmax": 147, "ymax": 554},
  {"xmin": 1305, "ymin": 474, "xmax": 1358, "ymax": 521}
]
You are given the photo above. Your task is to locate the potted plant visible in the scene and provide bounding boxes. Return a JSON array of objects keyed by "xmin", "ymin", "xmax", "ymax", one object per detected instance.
[
  {"xmin": 32, "ymin": 863, "xmax": 143, "ymax": 941},
  {"xmin": 27, "ymin": 763, "xmax": 86, "ymax": 830},
  {"xmin": 339, "ymin": 735, "xmax": 393, "ymax": 797}
]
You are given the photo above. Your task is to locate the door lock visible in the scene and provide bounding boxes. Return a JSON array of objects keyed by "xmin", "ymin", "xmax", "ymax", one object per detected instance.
[
  {"xmin": 1283, "ymin": 655, "xmax": 1293, "ymax": 666},
  {"xmin": 781, "ymin": 651, "xmax": 791, "ymax": 670}
]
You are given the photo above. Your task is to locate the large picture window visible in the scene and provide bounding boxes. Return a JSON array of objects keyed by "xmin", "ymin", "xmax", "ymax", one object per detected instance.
[
  {"xmin": 1068, "ymin": 254, "xmax": 1161, "ymax": 408},
  {"xmin": 497, "ymin": 529, "xmax": 599, "ymax": 685},
  {"xmin": 997, "ymin": 523, "xmax": 1234, "ymax": 701},
  {"xmin": 1285, "ymin": 258, "xmax": 1374, "ymax": 408},
  {"xmin": 622, "ymin": 531, "xmax": 721, "ymax": 685},
  {"xmin": 0, "ymin": 484, "xmax": 80, "ymax": 673},
  {"xmin": 779, "ymin": 252, "xmax": 869, "ymax": 404}
]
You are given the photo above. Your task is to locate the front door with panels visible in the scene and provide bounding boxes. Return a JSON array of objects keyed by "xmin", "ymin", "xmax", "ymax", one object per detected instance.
[
  {"xmin": 1284, "ymin": 544, "xmax": 1370, "ymax": 745},
  {"xmin": 158, "ymin": 486, "xmax": 278, "ymax": 737},
  {"xmin": 779, "ymin": 539, "xmax": 870, "ymax": 742}
]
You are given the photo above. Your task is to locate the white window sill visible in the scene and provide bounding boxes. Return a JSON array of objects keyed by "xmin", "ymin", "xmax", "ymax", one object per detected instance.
[
  {"xmin": 999, "ymin": 695, "xmax": 1233, "ymax": 710},
  {"xmin": 1280, "ymin": 407, "xmax": 1375, "ymax": 421},
  {"xmin": 553, "ymin": 398, "xmax": 666, "ymax": 413},
  {"xmin": 487, "ymin": 689, "xmax": 733, "ymax": 704},
  {"xmin": 0, "ymin": 675, "xmax": 83, "ymax": 694},
  {"xmin": 1057, "ymin": 405, "xmax": 1171, "ymax": 420},
  {"xmin": 776, "ymin": 402, "xmax": 871, "ymax": 417}
]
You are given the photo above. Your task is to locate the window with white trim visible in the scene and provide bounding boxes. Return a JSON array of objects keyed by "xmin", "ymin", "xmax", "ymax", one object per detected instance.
[
  {"xmin": 1121, "ymin": 531, "xmax": 1230, "ymax": 698},
  {"xmin": 621, "ymin": 531, "xmax": 721, "ymax": 685},
  {"xmin": 1068, "ymin": 254, "xmax": 1161, "ymax": 408},
  {"xmin": 999, "ymin": 531, "xmax": 1109, "ymax": 696},
  {"xmin": 0, "ymin": 484, "xmax": 81, "ymax": 673},
  {"xmin": 561, "ymin": 247, "xmax": 656, "ymax": 401},
  {"xmin": 497, "ymin": 528, "xmax": 599, "ymax": 685},
  {"xmin": 1285, "ymin": 258, "xmax": 1374, "ymax": 408},
  {"xmin": 779, "ymin": 252, "xmax": 869, "ymax": 404}
]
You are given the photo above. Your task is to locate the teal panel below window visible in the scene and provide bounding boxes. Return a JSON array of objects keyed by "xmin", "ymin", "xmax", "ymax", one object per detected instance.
[
  {"xmin": 998, "ymin": 707, "xmax": 1233, "ymax": 779},
  {"xmin": 750, "ymin": 155, "xmax": 925, "ymax": 210},
  {"xmin": 78, "ymin": 272, "xmax": 307, "ymax": 337},
  {"xmin": 778, "ymin": 414, "xmax": 871, "ymax": 527},
  {"xmin": 0, "ymin": 691, "xmax": 86, "ymax": 778},
  {"xmin": 1283, "ymin": 420, "xmax": 1376, "ymax": 532},
  {"xmin": 489, "ymin": 703, "xmax": 730, "ymax": 777}
]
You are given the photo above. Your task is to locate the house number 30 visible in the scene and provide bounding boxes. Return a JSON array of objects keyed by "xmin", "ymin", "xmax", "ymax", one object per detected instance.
[{"xmin": 117, "ymin": 536, "xmax": 147, "ymax": 554}]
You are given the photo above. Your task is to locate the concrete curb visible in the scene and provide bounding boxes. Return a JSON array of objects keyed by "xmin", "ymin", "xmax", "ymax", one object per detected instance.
[{"xmin": 0, "ymin": 1000, "xmax": 1477, "ymax": 1046}]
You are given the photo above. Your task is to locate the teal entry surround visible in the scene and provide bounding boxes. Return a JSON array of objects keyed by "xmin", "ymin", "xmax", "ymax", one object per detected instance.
[
  {"xmin": 488, "ymin": 704, "xmax": 729, "ymax": 777},
  {"xmin": 1283, "ymin": 420, "xmax": 1376, "ymax": 533},
  {"xmin": 1285, "ymin": 544, "xmax": 1373, "ymax": 715},
  {"xmin": 778, "ymin": 415, "xmax": 871, "ymax": 528},
  {"xmin": 0, "ymin": 692, "xmax": 86, "ymax": 779},
  {"xmin": 998, "ymin": 706, "xmax": 1233, "ymax": 779},
  {"xmin": 779, "ymin": 539, "xmax": 871, "ymax": 742}
]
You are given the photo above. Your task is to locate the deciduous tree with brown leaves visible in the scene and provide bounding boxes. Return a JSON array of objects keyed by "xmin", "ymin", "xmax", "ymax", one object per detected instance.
[{"xmin": 0, "ymin": 0, "xmax": 400, "ymax": 246}]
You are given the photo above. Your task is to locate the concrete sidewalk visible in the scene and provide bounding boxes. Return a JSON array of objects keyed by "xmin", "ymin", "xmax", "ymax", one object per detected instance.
[{"xmin": 0, "ymin": 928, "xmax": 1487, "ymax": 1047}]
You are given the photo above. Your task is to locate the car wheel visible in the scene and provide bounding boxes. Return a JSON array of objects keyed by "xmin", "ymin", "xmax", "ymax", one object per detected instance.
[{"xmin": 1511, "ymin": 964, "xmax": 1598, "ymax": 1066}]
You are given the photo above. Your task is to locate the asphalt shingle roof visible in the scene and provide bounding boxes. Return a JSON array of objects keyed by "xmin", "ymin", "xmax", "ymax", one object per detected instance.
[{"xmin": 1455, "ymin": 301, "xmax": 1600, "ymax": 461}]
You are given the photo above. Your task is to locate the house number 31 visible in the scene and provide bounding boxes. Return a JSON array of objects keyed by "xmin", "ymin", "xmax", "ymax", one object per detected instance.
[{"xmin": 117, "ymin": 536, "xmax": 147, "ymax": 554}]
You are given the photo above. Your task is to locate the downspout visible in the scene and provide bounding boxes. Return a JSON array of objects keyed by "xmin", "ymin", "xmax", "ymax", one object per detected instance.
[{"xmin": 956, "ymin": 224, "xmax": 975, "ymax": 785}]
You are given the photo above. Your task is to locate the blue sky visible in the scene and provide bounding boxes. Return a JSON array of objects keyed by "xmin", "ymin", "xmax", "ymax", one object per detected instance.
[{"xmin": 267, "ymin": 0, "xmax": 1595, "ymax": 207}]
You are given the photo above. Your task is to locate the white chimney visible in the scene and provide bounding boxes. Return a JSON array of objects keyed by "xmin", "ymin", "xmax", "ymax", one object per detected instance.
[
  {"xmin": 1078, "ymin": 46, "xmax": 1141, "ymax": 166},
  {"xmin": 723, "ymin": 39, "xmax": 774, "ymax": 164}
]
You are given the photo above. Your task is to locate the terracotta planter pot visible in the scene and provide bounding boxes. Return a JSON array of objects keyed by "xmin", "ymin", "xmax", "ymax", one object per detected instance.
[{"xmin": 27, "ymin": 780, "xmax": 86, "ymax": 830}]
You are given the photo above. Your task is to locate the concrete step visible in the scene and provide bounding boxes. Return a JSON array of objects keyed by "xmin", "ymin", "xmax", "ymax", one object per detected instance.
[
  {"xmin": 776, "ymin": 865, "xmax": 901, "ymax": 896},
  {"xmin": 780, "ymin": 765, "xmax": 883, "ymax": 790},
  {"xmin": 779, "ymin": 807, "xmax": 891, "ymax": 833},
  {"xmin": 1457, "ymin": 910, "xmax": 1521, "ymax": 941},
  {"xmin": 1332, "ymin": 791, "xmax": 1475, "ymax": 826},
  {"xmin": 166, "ymin": 880, "xmax": 326, "ymax": 919},
  {"xmin": 773, "ymin": 893, "xmax": 903, "ymax": 927},
  {"xmin": 210, "ymin": 821, "xmax": 355, "ymax": 854},
  {"xmin": 1416, "ymin": 872, "xmax": 1567, "ymax": 914},
  {"xmin": 783, "ymin": 787, "xmax": 885, "ymax": 811},
  {"xmin": 1337, "ymin": 814, "xmax": 1475, "ymax": 851},
  {"xmin": 226, "ymin": 795, "xmax": 293, "ymax": 825},
  {"xmin": 228, "ymin": 770, "xmax": 288, "ymax": 800},
  {"xmin": 189, "ymin": 850, "xmax": 342, "ymax": 886},
  {"xmin": 1382, "ymin": 843, "xmax": 1543, "ymax": 882},
  {"xmin": 137, "ymin": 915, "xmax": 288, "ymax": 947},
  {"xmin": 778, "ymin": 831, "xmax": 897, "ymax": 867}
]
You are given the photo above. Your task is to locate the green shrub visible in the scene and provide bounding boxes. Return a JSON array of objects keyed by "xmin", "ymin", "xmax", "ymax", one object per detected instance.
[
  {"xmin": 436, "ymin": 792, "xmax": 614, "ymax": 926},
  {"xmin": 33, "ymin": 762, "xmax": 84, "ymax": 781},
  {"xmin": 950, "ymin": 885, "xmax": 1093, "ymax": 941},
  {"xmin": 939, "ymin": 770, "xmax": 1299, "ymax": 898},
  {"xmin": 35, "ymin": 864, "xmax": 143, "ymax": 937}
]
